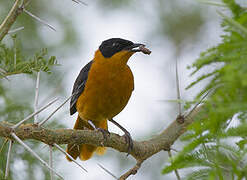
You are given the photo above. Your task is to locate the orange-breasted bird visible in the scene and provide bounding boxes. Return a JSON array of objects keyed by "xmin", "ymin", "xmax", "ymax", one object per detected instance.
[{"xmin": 66, "ymin": 38, "xmax": 151, "ymax": 161}]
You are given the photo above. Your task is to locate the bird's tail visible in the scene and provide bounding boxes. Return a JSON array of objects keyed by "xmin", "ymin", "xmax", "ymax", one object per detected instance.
[{"xmin": 66, "ymin": 115, "xmax": 107, "ymax": 161}]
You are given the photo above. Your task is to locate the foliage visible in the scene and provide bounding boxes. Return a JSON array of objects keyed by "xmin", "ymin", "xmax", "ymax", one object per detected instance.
[
  {"xmin": 0, "ymin": 36, "xmax": 58, "ymax": 79},
  {"xmin": 0, "ymin": 0, "xmax": 79, "ymax": 54},
  {"xmin": 162, "ymin": 0, "xmax": 247, "ymax": 179},
  {"xmin": 0, "ymin": 0, "xmax": 76, "ymax": 179},
  {"xmin": 0, "ymin": 37, "xmax": 63, "ymax": 180},
  {"xmin": 1, "ymin": 0, "xmax": 238, "ymax": 179}
]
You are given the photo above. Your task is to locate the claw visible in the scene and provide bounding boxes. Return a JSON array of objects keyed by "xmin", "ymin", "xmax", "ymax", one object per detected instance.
[
  {"xmin": 96, "ymin": 127, "xmax": 110, "ymax": 145},
  {"xmin": 123, "ymin": 131, "xmax": 133, "ymax": 156},
  {"xmin": 88, "ymin": 120, "xmax": 109, "ymax": 145}
]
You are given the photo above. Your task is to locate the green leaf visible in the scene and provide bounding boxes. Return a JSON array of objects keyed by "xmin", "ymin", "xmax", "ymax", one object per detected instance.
[
  {"xmin": 0, "ymin": 37, "xmax": 58, "ymax": 78},
  {"xmin": 163, "ymin": 2, "xmax": 247, "ymax": 179}
]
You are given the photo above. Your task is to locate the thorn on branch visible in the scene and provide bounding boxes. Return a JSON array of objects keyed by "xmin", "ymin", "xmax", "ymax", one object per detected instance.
[
  {"xmin": 38, "ymin": 95, "xmax": 72, "ymax": 126},
  {"xmin": 174, "ymin": 57, "xmax": 185, "ymax": 125},
  {"xmin": 72, "ymin": 0, "xmax": 88, "ymax": 6},
  {"xmin": 4, "ymin": 140, "xmax": 13, "ymax": 179},
  {"xmin": 12, "ymin": 98, "xmax": 58, "ymax": 129},
  {"xmin": 175, "ymin": 57, "xmax": 182, "ymax": 116},
  {"xmin": 53, "ymin": 143, "xmax": 87, "ymax": 172},
  {"xmin": 184, "ymin": 88, "xmax": 213, "ymax": 118},
  {"xmin": 10, "ymin": 133, "xmax": 64, "ymax": 179},
  {"xmin": 7, "ymin": 26, "xmax": 24, "ymax": 34},
  {"xmin": 49, "ymin": 145, "xmax": 54, "ymax": 180},
  {"xmin": 23, "ymin": 9, "xmax": 56, "ymax": 31},
  {"xmin": 34, "ymin": 71, "xmax": 40, "ymax": 123},
  {"xmin": 97, "ymin": 163, "xmax": 118, "ymax": 179}
]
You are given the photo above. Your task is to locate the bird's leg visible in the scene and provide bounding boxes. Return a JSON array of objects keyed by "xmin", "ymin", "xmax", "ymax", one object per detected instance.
[
  {"xmin": 109, "ymin": 118, "xmax": 133, "ymax": 155},
  {"xmin": 88, "ymin": 120, "xmax": 110, "ymax": 144}
]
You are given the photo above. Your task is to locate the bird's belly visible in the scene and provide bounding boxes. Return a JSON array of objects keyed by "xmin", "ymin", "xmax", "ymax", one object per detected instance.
[{"xmin": 76, "ymin": 65, "xmax": 134, "ymax": 121}]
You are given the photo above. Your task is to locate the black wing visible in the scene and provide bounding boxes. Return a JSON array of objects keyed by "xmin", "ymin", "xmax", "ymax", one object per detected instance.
[{"xmin": 70, "ymin": 60, "xmax": 93, "ymax": 115}]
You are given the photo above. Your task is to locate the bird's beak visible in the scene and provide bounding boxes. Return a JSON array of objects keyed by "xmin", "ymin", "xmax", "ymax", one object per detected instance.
[
  {"xmin": 124, "ymin": 43, "xmax": 152, "ymax": 55},
  {"xmin": 124, "ymin": 43, "xmax": 145, "ymax": 52}
]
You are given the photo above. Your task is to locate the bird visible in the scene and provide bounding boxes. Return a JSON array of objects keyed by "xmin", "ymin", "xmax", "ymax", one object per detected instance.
[{"xmin": 66, "ymin": 38, "xmax": 151, "ymax": 161}]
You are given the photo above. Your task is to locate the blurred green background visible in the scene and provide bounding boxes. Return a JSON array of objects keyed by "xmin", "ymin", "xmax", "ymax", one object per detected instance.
[{"xmin": 0, "ymin": 0, "xmax": 222, "ymax": 179}]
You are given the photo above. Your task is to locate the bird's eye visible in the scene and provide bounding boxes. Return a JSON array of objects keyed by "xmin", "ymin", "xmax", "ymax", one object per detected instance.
[{"xmin": 112, "ymin": 42, "xmax": 119, "ymax": 47}]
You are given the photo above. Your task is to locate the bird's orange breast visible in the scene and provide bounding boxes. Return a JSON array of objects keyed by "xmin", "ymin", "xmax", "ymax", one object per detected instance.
[{"xmin": 76, "ymin": 50, "xmax": 134, "ymax": 122}]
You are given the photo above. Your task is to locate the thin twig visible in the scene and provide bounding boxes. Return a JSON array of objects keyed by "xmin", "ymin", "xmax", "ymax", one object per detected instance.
[
  {"xmin": 97, "ymin": 163, "xmax": 118, "ymax": 179},
  {"xmin": 175, "ymin": 58, "xmax": 182, "ymax": 116},
  {"xmin": 168, "ymin": 150, "xmax": 181, "ymax": 180},
  {"xmin": 53, "ymin": 143, "xmax": 87, "ymax": 172},
  {"xmin": 7, "ymin": 26, "xmax": 24, "ymax": 34},
  {"xmin": 49, "ymin": 145, "xmax": 54, "ymax": 180},
  {"xmin": 4, "ymin": 140, "xmax": 13, "ymax": 179},
  {"xmin": 119, "ymin": 160, "xmax": 143, "ymax": 180},
  {"xmin": 13, "ymin": 98, "xmax": 58, "ymax": 129},
  {"xmin": 11, "ymin": 133, "xmax": 64, "ymax": 179},
  {"xmin": 34, "ymin": 71, "xmax": 40, "ymax": 123},
  {"xmin": 0, "ymin": 0, "xmax": 22, "ymax": 41},
  {"xmin": 38, "ymin": 95, "xmax": 72, "ymax": 126},
  {"xmin": 23, "ymin": 9, "xmax": 56, "ymax": 31}
]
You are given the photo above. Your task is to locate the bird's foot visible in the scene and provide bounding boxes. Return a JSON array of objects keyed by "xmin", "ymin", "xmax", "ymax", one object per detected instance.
[
  {"xmin": 122, "ymin": 131, "xmax": 133, "ymax": 156},
  {"xmin": 96, "ymin": 127, "xmax": 110, "ymax": 144},
  {"xmin": 88, "ymin": 120, "xmax": 110, "ymax": 146},
  {"xmin": 109, "ymin": 118, "xmax": 133, "ymax": 155}
]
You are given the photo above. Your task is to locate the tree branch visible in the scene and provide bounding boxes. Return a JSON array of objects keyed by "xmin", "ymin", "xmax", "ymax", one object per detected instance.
[
  {"xmin": 0, "ymin": 0, "xmax": 55, "ymax": 41},
  {"xmin": 0, "ymin": 0, "xmax": 23, "ymax": 41},
  {"xmin": 0, "ymin": 106, "xmax": 202, "ymax": 163}
]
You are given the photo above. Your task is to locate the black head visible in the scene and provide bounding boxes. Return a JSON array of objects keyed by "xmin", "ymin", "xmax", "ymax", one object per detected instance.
[{"xmin": 99, "ymin": 38, "xmax": 144, "ymax": 58}]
